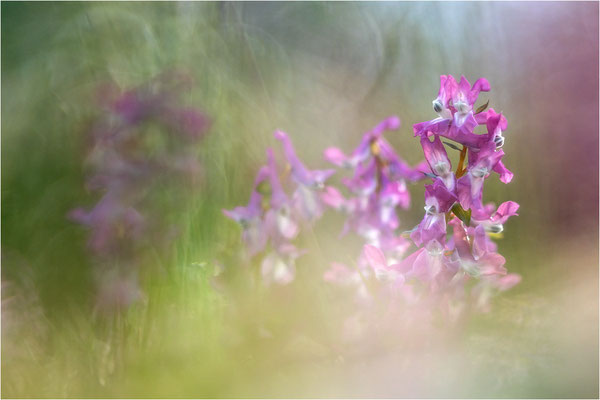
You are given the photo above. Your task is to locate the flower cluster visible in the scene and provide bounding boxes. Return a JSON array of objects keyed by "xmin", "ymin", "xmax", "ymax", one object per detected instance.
[
  {"xmin": 354, "ymin": 75, "xmax": 520, "ymax": 319},
  {"xmin": 224, "ymin": 75, "xmax": 520, "ymax": 323},
  {"xmin": 69, "ymin": 72, "xmax": 210, "ymax": 311},
  {"xmin": 223, "ymin": 131, "xmax": 334, "ymax": 285},
  {"xmin": 320, "ymin": 117, "xmax": 427, "ymax": 298}
]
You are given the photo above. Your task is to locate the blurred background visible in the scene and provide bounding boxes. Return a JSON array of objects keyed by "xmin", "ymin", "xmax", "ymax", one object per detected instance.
[{"xmin": 2, "ymin": 2, "xmax": 598, "ymax": 398}]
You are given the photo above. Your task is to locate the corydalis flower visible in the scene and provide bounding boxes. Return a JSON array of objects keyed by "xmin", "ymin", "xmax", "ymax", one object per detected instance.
[
  {"xmin": 405, "ymin": 75, "xmax": 520, "ymax": 313},
  {"xmin": 326, "ymin": 76, "xmax": 520, "ymax": 329},
  {"xmin": 363, "ymin": 244, "xmax": 405, "ymax": 288},
  {"xmin": 420, "ymin": 135, "xmax": 455, "ymax": 190},
  {"xmin": 324, "ymin": 116, "xmax": 401, "ymax": 169},
  {"xmin": 410, "ymin": 179, "xmax": 457, "ymax": 247},
  {"xmin": 323, "ymin": 116, "xmax": 425, "ymax": 242},
  {"xmin": 224, "ymin": 131, "xmax": 335, "ymax": 285},
  {"xmin": 222, "ymin": 150, "xmax": 298, "ymax": 258},
  {"xmin": 274, "ymin": 130, "xmax": 335, "ymax": 221},
  {"xmin": 70, "ymin": 72, "xmax": 211, "ymax": 311},
  {"xmin": 321, "ymin": 116, "xmax": 427, "ymax": 308},
  {"xmin": 69, "ymin": 190, "xmax": 145, "ymax": 256},
  {"xmin": 222, "ymin": 166, "xmax": 270, "ymax": 257},
  {"xmin": 414, "ymin": 75, "xmax": 491, "ymax": 147}
]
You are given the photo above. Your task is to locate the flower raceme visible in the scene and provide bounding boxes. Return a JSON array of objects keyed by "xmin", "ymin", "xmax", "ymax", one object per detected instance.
[
  {"xmin": 223, "ymin": 131, "xmax": 333, "ymax": 285},
  {"xmin": 403, "ymin": 74, "xmax": 519, "ymax": 313},
  {"xmin": 224, "ymin": 75, "xmax": 520, "ymax": 318},
  {"xmin": 322, "ymin": 117, "xmax": 426, "ymax": 250},
  {"xmin": 69, "ymin": 72, "xmax": 211, "ymax": 311}
]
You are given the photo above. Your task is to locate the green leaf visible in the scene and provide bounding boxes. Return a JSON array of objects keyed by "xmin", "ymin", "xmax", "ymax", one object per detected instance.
[
  {"xmin": 475, "ymin": 99, "xmax": 489, "ymax": 114},
  {"xmin": 443, "ymin": 141, "xmax": 463, "ymax": 151},
  {"xmin": 451, "ymin": 203, "xmax": 472, "ymax": 225}
]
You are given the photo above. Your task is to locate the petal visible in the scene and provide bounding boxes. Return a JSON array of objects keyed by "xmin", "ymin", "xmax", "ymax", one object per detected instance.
[
  {"xmin": 425, "ymin": 179, "xmax": 458, "ymax": 212},
  {"xmin": 324, "ymin": 147, "xmax": 350, "ymax": 167},
  {"xmin": 495, "ymin": 273, "xmax": 521, "ymax": 291},
  {"xmin": 396, "ymin": 247, "xmax": 426, "ymax": 274},
  {"xmin": 372, "ymin": 116, "xmax": 401, "ymax": 135},
  {"xmin": 363, "ymin": 244, "xmax": 387, "ymax": 271},
  {"xmin": 472, "ymin": 225, "xmax": 489, "ymax": 260},
  {"xmin": 456, "ymin": 175, "xmax": 473, "ymax": 210},
  {"xmin": 493, "ymin": 160, "xmax": 513, "ymax": 183},
  {"xmin": 492, "ymin": 201, "xmax": 520, "ymax": 224},
  {"xmin": 276, "ymin": 210, "xmax": 298, "ymax": 239},
  {"xmin": 323, "ymin": 262, "xmax": 353, "ymax": 283},
  {"xmin": 320, "ymin": 186, "xmax": 346, "ymax": 210},
  {"xmin": 413, "ymin": 117, "xmax": 450, "ymax": 138},
  {"xmin": 293, "ymin": 185, "xmax": 323, "ymax": 221},
  {"xmin": 467, "ymin": 77, "xmax": 491, "ymax": 105},
  {"xmin": 478, "ymin": 253, "xmax": 507, "ymax": 276},
  {"xmin": 420, "ymin": 135, "xmax": 452, "ymax": 176}
]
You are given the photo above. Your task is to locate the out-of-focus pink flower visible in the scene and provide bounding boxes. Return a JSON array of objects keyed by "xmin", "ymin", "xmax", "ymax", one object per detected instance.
[
  {"xmin": 275, "ymin": 130, "xmax": 335, "ymax": 189},
  {"xmin": 260, "ymin": 244, "xmax": 305, "ymax": 286},
  {"xmin": 363, "ymin": 244, "xmax": 405, "ymax": 287},
  {"xmin": 70, "ymin": 73, "xmax": 211, "ymax": 311},
  {"xmin": 274, "ymin": 131, "xmax": 334, "ymax": 221}
]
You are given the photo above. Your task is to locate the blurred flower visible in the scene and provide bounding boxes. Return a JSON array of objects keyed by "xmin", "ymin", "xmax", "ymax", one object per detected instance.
[
  {"xmin": 323, "ymin": 116, "xmax": 425, "ymax": 253},
  {"xmin": 223, "ymin": 131, "xmax": 334, "ymax": 285},
  {"xmin": 69, "ymin": 71, "xmax": 211, "ymax": 311}
]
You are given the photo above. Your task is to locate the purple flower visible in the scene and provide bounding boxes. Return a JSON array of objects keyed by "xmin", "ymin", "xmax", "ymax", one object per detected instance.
[
  {"xmin": 112, "ymin": 90, "xmax": 154, "ymax": 125},
  {"xmin": 398, "ymin": 240, "xmax": 447, "ymax": 282},
  {"xmin": 69, "ymin": 190, "xmax": 145, "ymax": 256},
  {"xmin": 410, "ymin": 180, "xmax": 457, "ymax": 247},
  {"xmin": 456, "ymin": 142, "xmax": 508, "ymax": 212},
  {"xmin": 476, "ymin": 108, "xmax": 508, "ymax": 148},
  {"xmin": 70, "ymin": 74, "xmax": 211, "ymax": 311},
  {"xmin": 160, "ymin": 107, "xmax": 211, "ymax": 141},
  {"xmin": 363, "ymin": 244, "xmax": 405, "ymax": 287},
  {"xmin": 264, "ymin": 149, "xmax": 299, "ymax": 241},
  {"xmin": 471, "ymin": 201, "xmax": 520, "ymax": 233},
  {"xmin": 451, "ymin": 76, "xmax": 490, "ymax": 129},
  {"xmin": 448, "ymin": 218, "xmax": 507, "ymax": 277},
  {"xmin": 325, "ymin": 116, "xmax": 426, "ymax": 242},
  {"xmin": 413, "ymin": 75, "xmax": 491, "ymax": 148},
  {"xmin": 420, "ymin": 135, "xmax": 455, "ymax": 190},
  {"xmin": 274, "ymin": 130, "xmax": 335, "ymax": 221},
  {"xmin": 432, "ymin": 75, "xmax": 458, "ymax": 118},
  {"xmin": 320, "ymin": 186, "xmax": 348, "ymax": 211},
  {"xmin": 223, "ymin": 167, "xmax": 271, "ymax": 257},
  {"xmin": 274, "ymin": 130, "xmax": 335, "ymax": 189},
  {"xmin": 324, "ymin": 116, "xmax": 401, "ymax": 169}
]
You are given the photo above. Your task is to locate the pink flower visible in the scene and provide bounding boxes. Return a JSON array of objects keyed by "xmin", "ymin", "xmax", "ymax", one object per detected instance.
[
  {"xmin": 274, "ymin": 130, "xmax": 335, "ymax": 189},
  {"xmin": 420, "ymin": 135, "xmax": 455, "ymax": 190},
  {"xmin": 410, "ymin": 180, "xmax": 457, "ymax": 247},
  {"xmin": 413, "ymin": 75, "xmax": 491, "ymax": 148},
  {"xmin": 363, "ymin": 244, "xmax": 405, "ymax": 287}
]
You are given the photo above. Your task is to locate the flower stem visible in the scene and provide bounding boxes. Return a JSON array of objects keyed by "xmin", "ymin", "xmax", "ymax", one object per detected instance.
[{"xmin": 455, "ymin": 146, "xmax": 468, "ymax": 178}]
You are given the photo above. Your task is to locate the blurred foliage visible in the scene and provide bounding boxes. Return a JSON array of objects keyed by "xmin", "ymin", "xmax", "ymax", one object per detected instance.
[{"xmin": 2, "ymin": 2, "xmax": 598, "ymax": 398}]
